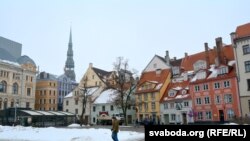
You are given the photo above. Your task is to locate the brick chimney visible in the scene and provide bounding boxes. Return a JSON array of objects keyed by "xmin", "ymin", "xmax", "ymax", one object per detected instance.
[
  {"xmin": 165, "ymin": 50, "xmax": 170, "ymax": 66},
  {"xmin": 215, "ymin": 37, "xmax": 223, "ymax": 66},
  {"xmin": 204, "ymin": 42, "xmax": 210, "ymax": 68}
]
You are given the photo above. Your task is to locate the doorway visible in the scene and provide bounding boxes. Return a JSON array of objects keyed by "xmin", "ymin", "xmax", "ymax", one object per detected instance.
[{"xmin": 219, "ymin": 110, "xmax": 224, "ymax": 123}]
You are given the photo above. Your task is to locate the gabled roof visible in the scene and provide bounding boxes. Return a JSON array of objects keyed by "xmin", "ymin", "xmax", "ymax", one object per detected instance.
[
  {"xmin": 235, "ymin": 23, "xmax": 250, "ymax": 39},
  {"xmin": 181, "ymin": 45, "xmax": 234, "ymax": 71},
  {"xmin": 92, "ymin": 67, "xmax": 113, "ymax": 81},
  {"xmin": 136, "ymin": 69, "xmax": 170, "ymax": 93},
  {"xmin": 94, "ymin": 88, "xmax": 118, "ymax": 104},
  {"xmin": 160, "ymin": 80, "xmax": 190, "ymax": 103}
]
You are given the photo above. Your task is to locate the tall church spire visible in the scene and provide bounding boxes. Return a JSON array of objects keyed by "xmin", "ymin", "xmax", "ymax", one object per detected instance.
[{"xmin": 64, "ymin": 27, "xmax": 76, "ymax": 81}]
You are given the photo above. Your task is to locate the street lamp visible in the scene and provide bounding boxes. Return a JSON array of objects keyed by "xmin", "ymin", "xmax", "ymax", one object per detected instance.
[{"xmin": 14, "ymin": 102, "xmax": 19, "ymax": 124}]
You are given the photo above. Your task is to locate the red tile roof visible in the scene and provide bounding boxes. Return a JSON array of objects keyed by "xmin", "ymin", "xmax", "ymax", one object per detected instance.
[
  {"xmin": 235, "ymin": 23, "xmax": 250, "ymax": 39},
  {"xmin": 160, "ymin": 80, "xmax": 190, "ymax": 103},
  {"xmin": 180, "ymin": 45, "xmax": 234, "ymax": 71},
  {"xmin": 136, "ymin": 69, "xmax": 170, "ymax": 94}
]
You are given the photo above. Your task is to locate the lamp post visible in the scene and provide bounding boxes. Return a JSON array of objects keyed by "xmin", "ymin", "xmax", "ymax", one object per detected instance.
[{"xmin": 14, "ymin": 102, "xmax": 18, "ymax": 124}]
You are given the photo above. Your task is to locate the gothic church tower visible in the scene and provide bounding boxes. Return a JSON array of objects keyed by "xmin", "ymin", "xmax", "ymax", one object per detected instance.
[{"xmin": 64, "ymin": 28, "xmax": 76, "ymax": 81}]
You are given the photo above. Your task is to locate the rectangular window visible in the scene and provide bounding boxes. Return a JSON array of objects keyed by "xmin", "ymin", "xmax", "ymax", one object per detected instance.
[
  {"xmin": 144, "ymin": 93, "xmax": 148, "ymax": 101},
  {"xmin": 66, "ymin": 100, "xmax": 69, "ymax": 105},
  {"xmin": 245, "ymin": 61, "xmax": 250, "ymax": 72},
  {"xmin": 75, "ymin": 100, "xmax": 78, "ymax": 105},
  {"xmin": 227, "ymin": 109, "xmax": 235, "ymax": 119},
  {"xmin": 102, "ymin": 106, "xmax": 105, "ymax": 111},
  {"xmin": 194, "ymin": 85, "xmax": 200, "ymax": 92},
  {"xmin": 203, "ymin": 84, "xmax": 208, "ymax": 91},
  {"xmin": 170, "ymin": 103, "xmax": 175, "ymax": 108},
  {"xmin": 110, "ymin": 105, "xmax": 114, "ymax": 111},
  {"xmin": 144, "ymin": 103, "xmax": 148, "ymax": 111},
  {"xmin": 224, "ymin": 94, "xmax": 232, "ymax": 103},
  {"xmin": 204, "ymin": 97, "xmax": 210, "ymax": 104},
  {"xmin": 27, "ymin": 88, "xmax": 31, "ymax": 96},
  {"xmin": 205, "ymin": 111, "xmax": 212, "ymax": 120},
  {"xmin": 198, "ymin": 112, "xmax": 203, "ymax": 120},
  {"xmin": 26, "ymin": 102, "xmax": 30, "ymax": 108},
  {"xmin": 171, "ymin": 114, "xmax": 176, "ymax": 121},
  {"xmin": 75, "ymin": 109, "xmax": 78, "ymax": 114},
  {"xmin": 139, "ymin": 105, "xmax": 142, "ymax": 112},
  {"xmin": 215, "ymin": 95, "xmax": 221, "ymax": 104},
  {"xmin": 151, "ymin": 93, "xmax": 155, "ymax": 100},
  {"xmin": 151, "ymin": 102, "xmax": 155, "ymax": 110},
  {"xmin": 196, "ymin": 98, "xmax": 202, "ymax": 105},
  {"xmin": 243, "ymin": 45, "xmax": 250, "ymax": 55},
  {"xmin": 214, "ymin": 82, "xmax": 220, "ymax": 89},
  {"xmin": 248, "ymin": 100, "xmax": 250, "ymax": 113},
  {"xmin": 49, "ymin": 99, "xmax": 51, "ymax": 104},
  {"xmin": 224, "ymin": 80, "xmax": 230, "ymax": 88},
  {"xmin": 93, "ymin": 106, "xmax": 96, "ymax": 112},
  {"xmin": 164, "ymin": 103, "xmax": 168, "ymax": 109},
  {"xmin": 184, "ymin": 101, "xmax": 189, "ymax": 107}
]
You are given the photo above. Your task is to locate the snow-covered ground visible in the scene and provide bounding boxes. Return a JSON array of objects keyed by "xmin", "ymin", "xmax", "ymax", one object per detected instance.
[{"xmin": 0, "ymin": 124, "xmax": 144, "ymax": 141}]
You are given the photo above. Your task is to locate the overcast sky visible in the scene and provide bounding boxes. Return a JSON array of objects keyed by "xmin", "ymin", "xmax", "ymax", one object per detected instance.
[{"xmin": 1, "ymin": 0, "xmax": 250, "ymax": 82}]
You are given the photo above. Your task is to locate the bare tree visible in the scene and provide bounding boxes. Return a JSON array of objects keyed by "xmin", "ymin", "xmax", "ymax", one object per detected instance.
[
  {"xmin": 112, "ymin": 57, "xmax": 137, "ymax": 125},
  {"xmin": 78, "ymin": 78, "xmax": 90, "ymax": 127}
]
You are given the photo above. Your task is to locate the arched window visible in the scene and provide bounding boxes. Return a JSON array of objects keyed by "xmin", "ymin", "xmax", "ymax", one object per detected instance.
[
  {"xmin": 0, "ymin": 81, "xmax": 7, "ymax": 93},
  {"xmin": 12, "ymin": 83, "xmax": 18, "ymax": 94},
  {"xmin": 11, "ymin": 99, "xmax": 14, "ymax": 107},
  {"xmin": 4, "ymin": 98, "xmax": 8, "ymax": 109}
]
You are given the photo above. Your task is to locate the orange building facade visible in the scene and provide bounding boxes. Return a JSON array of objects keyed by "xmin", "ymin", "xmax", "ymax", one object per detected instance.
[{"xmin": 35, "ymin": 72, "xmax": 58, "ymax": 111}]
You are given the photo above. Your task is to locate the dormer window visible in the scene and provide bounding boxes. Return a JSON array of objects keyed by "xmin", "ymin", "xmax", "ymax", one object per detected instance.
[
  {"xmin": 168, "ymin": 90, "xmax": 176, "ymax": 97},
  {"xmin": 172, "ymin": 66, "xmax": 180, "ymax": 76},
  {"xmin": 181, "ymin": 89, "xmax": 187, "ymax": 95},
  {"xmin": 193, "ymin": 60, "xmax": 207, "ymax": 71},
  {"xmin": 218, "ymin": 66, "xmax": 228, "ymax": 75}
]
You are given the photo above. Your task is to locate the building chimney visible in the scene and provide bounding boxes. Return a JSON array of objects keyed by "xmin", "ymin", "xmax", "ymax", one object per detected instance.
[
  {"xmin": 89, "ymin": 63, "xmax": 93, "ymax": 68},
  {"xmin": 215, "ymin": 37, "xmax": 223, "ymax": 65},
  {"xmin": 230, "ymin": 32, "xmax": 236, "ymax": 47},
  {"xmin": 165, "ymin": 50, "xmax": 170, "ymax": 66},
  {"xmin": 184, "ymin": 52, "xmax": 188, "ymax": 58},
  {"xmin": 204, "ymin": 42, "xmax": 210, "ymax": 68}
]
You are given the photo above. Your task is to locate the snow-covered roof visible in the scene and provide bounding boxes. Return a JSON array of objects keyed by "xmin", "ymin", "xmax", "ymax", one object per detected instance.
[
  {"xmin": 228, "ymin": 60, "xmax": 236, "ymax": 66},
  {"xmin": 175, "ymin": 94, "xmax": 189, "ymax": 99},
  {"xmin": 190, "ymin": 73, "xmax": 197, "ymax": 82},
  {"xmin": 148, "ymin": 81, "xmax": 158, "ymax": 84},
  {"xmin": 173, "ymin": 86, "xmax": 182, "ymax": 90},
  {"xmin": 0, "ymin": 59, "xmax": 20, "ymax": 67},
  {"xmin": 65, "ymin": 92, "xmax": 73, "ymax": 98},
  {"xmin": 207, "ymin": 64, "xmax": 218, "ymax": 79},
  {"xmin": 21, "ymin": 110, "xmax": 43, "ymax": 116},
  {"xmin": 36, "ymin": 111, "xmax": 54, "ymax": 115},
  {"xmin": 94, "ymin": 89, "xmax": 118, "ymax": 104},
  {"xmin": 87, "ymin": 87, "xmax": 99, "ymax": 95},
  {"xmin": 155, "ymin": 83, "xmax": 163, "ymax": 90}
]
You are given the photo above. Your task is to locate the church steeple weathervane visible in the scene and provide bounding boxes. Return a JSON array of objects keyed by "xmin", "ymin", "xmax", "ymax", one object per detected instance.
[{"xmin": 64, "ymin": 27, "xmax": 76, "ymax": 81}]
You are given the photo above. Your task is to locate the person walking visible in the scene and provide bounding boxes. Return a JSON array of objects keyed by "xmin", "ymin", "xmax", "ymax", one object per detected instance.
[{"xmin": 111, "ymin": 116, "xmax": 119, "ymax": 141}]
